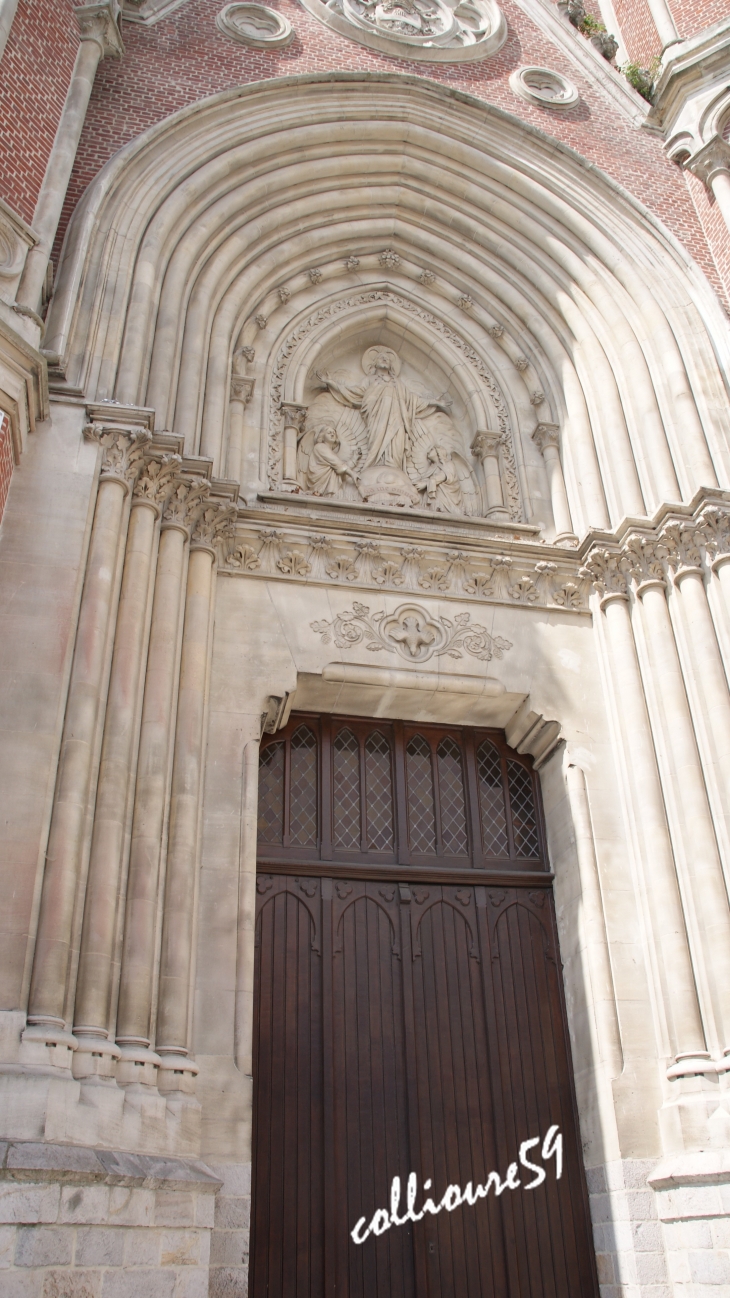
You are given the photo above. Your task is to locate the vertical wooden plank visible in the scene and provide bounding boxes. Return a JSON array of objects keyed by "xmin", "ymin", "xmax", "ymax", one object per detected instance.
[
  {"xmin": 321, "ymin": 876, "xmax": 336, "ymax": 1297},
  {"xmin": 464, "ymin": 730, "xmax": 484, "ymax": 870}
]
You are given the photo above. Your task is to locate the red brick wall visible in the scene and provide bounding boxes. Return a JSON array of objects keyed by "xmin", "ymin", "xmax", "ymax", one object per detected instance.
[
  {"xmin": 669, "ymin": 0, "xmax": 730, "ymax": 40},
  {"xmin": 0, "ymin": 0, "xmax": 79, "ymax": 226},
  {"xmin": 53, "ymin": 0, "xmax": 728, "ymax": 306},
  {"xmin": 0, "ymin": 414, "xmax": 14, "ymax": 527},
  {"xmin": 612, "ymin": 0, "xmax": 661, "ymax": 67}
]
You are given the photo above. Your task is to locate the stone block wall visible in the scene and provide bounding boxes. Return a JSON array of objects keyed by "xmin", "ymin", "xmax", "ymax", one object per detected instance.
[
  {"xmin": 208, "ymin": 1163, "xmax": 251, "ymax": 1298},
  {"xmin": 0, "ymin": 1142, "xmax": 221, "ymax": 1298}
]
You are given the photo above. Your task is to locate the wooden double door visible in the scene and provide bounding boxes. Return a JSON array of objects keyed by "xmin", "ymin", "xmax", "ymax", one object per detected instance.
[{"xmin": 251, "ymin": 715, "xmax": 598, "ymax": 1297}]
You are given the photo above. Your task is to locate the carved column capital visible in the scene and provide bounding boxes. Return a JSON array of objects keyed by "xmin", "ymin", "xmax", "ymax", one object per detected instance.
[
  {"xmin": 686, "ymin": 136, "xmax": 730, "ymax": 190},
  {"xmin": 162, "ymin": 476, "xmax": 210, "ymax": 535},
  {"xmin": 532, "ymin": 422, "xmax": 560, "ymax": 455},
  {"xmin": 132, "ymin": 453, "xmax": 182, "ymax": 515},
  {"xmin": 471, "ymin": 430, "xmax": 501, "ymax": 461},
  {"xmin": 190, "ymin": 500, "xmax": 237, "ymax": 556},
  {"xmin": 74, "ymin": 0, "xmax": 124, "ymax": 57},
  {"xmin": 280, "ymin": 402, "xmax": 307, "ymax": 431},
  {"xmin": 660, "ymin": 521, "xmax": 705, "ymax": 582},
  {"xmin": 580, "ymin": 548, "xmax": 628, "ymax": 606},
  {"xmin": 84, "ymin": 423, "xmax": 151, "ymax": 491},
  {"xmin": 230, "ymin": 375, "xmax": 255, "ymax": 405},
  {"xmin": 622, "ymin": 534, "xmax": 669, "ymax": 596},
  {"xmin": 699, "ymin": 506, "xmax": 730, "ymax": 570}
]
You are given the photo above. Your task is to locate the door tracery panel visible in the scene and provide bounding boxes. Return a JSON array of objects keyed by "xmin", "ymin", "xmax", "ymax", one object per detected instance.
[{"xmin": 251, "ymin": 715, "xmax": 598, "ymax": 1298}]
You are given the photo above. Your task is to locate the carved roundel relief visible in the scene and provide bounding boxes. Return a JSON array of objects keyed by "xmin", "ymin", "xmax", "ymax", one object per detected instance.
[
  {"xmin": 509, "ymin": 66, "xmax": 579, "ymax": 110},
  {"xmin": 216, "ymin": 2, "xmax": 294, "ymax": 47},
  {"xmin": 297, "ymin": 0, "xmax": 507, "ymax": 62}
]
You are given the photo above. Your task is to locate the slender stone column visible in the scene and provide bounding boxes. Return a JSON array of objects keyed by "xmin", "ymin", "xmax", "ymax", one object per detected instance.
[
  {"xmin": 624, "ymin": 534, "xmax": 730, "ymax": 1058},
  {"xmin": 115, "ymin": 478, "xmax": 209, "ymax": 1085},
  {"xmin": 581, "ymin": 550, "xmax": 708, "ymax": 1074},
  {"xmin": 645, "ymin": 0, "xmax": 680, "ymax": 48},
  {"xmin": 279, "ymin": 402, "xmax": 306, "ymax": 490},
  {"xmin": 26, "ymin": 427, "xmax": 148, "ymax": 1038},
  {"xmin": 700, "ymin": 507, "xmax": 730, "ymax": 631},
  {"xmin": 17, "ymin": 2, "xmax": 123, "ymax": 312},
  {"xmin": 471, "ymin": 431, "xmax": 509, "ymax": 520},
  {"xmin": 0, "ymin": 0, "xmax": 19, "ymax": 62},
  {"xmin": 155, "ymin": 501, "xmax": 234, "ymax": 1092},
  {"xmin": 72, "ymin": 456, "xmax": 179, "ymax": 1079},
  {"xmin": 687, "ymin": 139, "xmax": 730, "ymax": 241},
  {"xmin": 663, "ymin": 519, "xmax": 730, "ymax": 808},
  {"xmin": 565, "ymin": 763, "xmax": 623, "ymax": 1079},
  {"xmin": 533, "ymin": 422, "xmax": 577, "ymax": 544},
  {"xmin": 235, "ymin": 731, "xmax": 261, "ymax": 1079},
  {"xmin": 227, "ymin": 372, "xmax": 254, "ymax": 484}
]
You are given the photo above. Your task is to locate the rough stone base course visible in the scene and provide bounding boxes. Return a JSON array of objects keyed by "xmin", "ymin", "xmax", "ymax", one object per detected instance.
[{"xmin": 0, "ymin": 1140, "xmax": 221, "ymax": 1298}]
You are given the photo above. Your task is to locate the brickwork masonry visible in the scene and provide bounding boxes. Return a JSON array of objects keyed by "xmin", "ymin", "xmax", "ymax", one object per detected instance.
[{"xmin": 49, "ymin": 0, "xmax": 730, "ymax": 308}]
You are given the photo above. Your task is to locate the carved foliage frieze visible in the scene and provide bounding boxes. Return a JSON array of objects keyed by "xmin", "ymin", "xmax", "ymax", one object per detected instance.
[{"xmin": 224, "ymin": 523, "xmax": 589, "ymax": 611}]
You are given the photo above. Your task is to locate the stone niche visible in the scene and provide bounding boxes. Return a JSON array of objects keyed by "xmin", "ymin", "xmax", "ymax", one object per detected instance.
[{"xmin": 273, "ymin": 316, "xmax": 521, "ymax": 523}]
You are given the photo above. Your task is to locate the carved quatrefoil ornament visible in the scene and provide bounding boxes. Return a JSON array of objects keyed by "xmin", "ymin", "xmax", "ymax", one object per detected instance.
[
  {"xmin": 311, "ymin": 600, "xmax": 512, "ymax": 663},
  {"xmin": 509, "ymin": 66, "xmax": 579, "ymax": 110},
  {"xmin": 298, "ymin": 0, "xmax": 506, "ymax": 61},
  {"xmin": 216, "ymin": 1, "xmax": 294, "ymax": 47}
]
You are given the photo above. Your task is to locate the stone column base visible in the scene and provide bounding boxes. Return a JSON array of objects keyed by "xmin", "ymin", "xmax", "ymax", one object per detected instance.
[{"xmin": 650, "ymin": 1152, "xmax": 730, "ymax": 1295}]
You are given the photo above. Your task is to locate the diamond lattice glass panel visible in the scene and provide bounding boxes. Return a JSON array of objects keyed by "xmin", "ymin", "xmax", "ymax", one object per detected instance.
[
  {"xmin": 437, "ymin": 737, "xmax": 468, "ymax": 855},
  {"xmin": 507, "ymin": 760, "xmax": 540, "ymax": 858},
  {"xmin": 364, "ymin": 731, "xmax": 394, "ymax": 851},
  {"xmin": 289, "ymin": 726, "xmax": 318, "ymax": 846},
  {"xmin": 257, "ymin": 742, "xmax": 284, "ymax": 843},
  {"xmin": 406, "ymin": 735, "xmax": 436, "ymax": 855},
  {"xmin": 477, "ymin": 741, "xmax": 508, "ymax": 856},
  {"xmin": 334, "ymin": 728, "xmax": 361, "ymax": 850}
]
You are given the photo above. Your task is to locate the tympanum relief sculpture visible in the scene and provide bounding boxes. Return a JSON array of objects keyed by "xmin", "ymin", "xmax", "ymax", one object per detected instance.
[
  {"xmin": 296, "ymin": 347, "xmax": 483, "ymax": 517},
  {"xmin": 297, "ymin": 0, "xmax": 506, "ymax": 61}
]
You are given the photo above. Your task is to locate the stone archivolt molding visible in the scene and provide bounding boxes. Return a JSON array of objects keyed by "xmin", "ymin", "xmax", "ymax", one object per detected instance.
[
  {"xmin": 298, "ymin": 0, "xmax": 506, "ymax": 62},
  {"xmin": 224, "ymin": 518, "xmax": 588, "ymax": 611},
  {"xmin": 267, "ymin": 288, "xmax": 523, "ymax": 523},
  {"xmin": 216, "ymin": 1, "xmax": 294, "ymax": 47},
  {"xmin": 509, "ymin": 66, "xmax": 579, "ymax": 110},
  {"xmin": 0, "ymin": 197, "xmax": 36, "ymax": 306},
  {"xmin": 45, "ymin": 75, "xmax": 730, "ymax": 543}
]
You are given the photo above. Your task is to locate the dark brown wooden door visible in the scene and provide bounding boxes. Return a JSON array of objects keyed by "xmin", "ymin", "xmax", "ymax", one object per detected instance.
[{"xmin": 251, "ymin": 716, "xmax": 598, "ymax": 1298}]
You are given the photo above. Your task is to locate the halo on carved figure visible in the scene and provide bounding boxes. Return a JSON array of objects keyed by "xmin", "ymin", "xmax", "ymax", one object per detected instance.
[
  {"xmin": 216, "ymin": 1, "xmax": 294, "ymax": 47},
  {"xmin": 509, "ymin": 66, "xmax": 579, "ymax": 110},
  {"xmin": 362, "ymin": 345, "xmax": 402, "ymax": 376},
  {"xmin": 297, "ymin": 0, "xmax": 506, "ymax": 62}
]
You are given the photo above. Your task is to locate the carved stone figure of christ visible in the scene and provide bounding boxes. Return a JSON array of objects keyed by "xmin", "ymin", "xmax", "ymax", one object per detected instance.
[{"xmin": 315, "ymin": 349, "xmax": 450, "ymax": 473}]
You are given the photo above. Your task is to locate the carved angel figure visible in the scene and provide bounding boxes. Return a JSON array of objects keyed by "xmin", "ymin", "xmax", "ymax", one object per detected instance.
[
  {"xmin": 304, "ymin": 426, "xmax": 360, "ymax": 498},
  {"xmin": 415, "ymin": 445, "xmax": 464, "ymax": 514}
]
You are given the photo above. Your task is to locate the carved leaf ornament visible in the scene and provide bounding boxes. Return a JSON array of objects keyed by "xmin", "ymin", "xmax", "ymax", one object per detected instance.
[{"xmin": 311, "ymin": 600, "xmax": 512, "ymax": 663}]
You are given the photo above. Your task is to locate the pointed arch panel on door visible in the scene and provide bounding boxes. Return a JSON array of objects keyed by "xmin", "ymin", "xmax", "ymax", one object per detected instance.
[{"xmin": 252, "ymin": 714, "xmax": 599, "ymax": 1297}]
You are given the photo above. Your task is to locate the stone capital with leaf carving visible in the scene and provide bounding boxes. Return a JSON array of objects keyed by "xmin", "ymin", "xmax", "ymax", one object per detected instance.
[
  {"xmin": 84, "ymin": 423, "xmax": 151, "ymax": 491},
  {"xmin": 74, "ymin": 1, "xmax": 125, "ymax": 57},
  {"xmin": 579, "ymin": 548, "xmax": 628, "ymax": 606},
  {"xmin": 532, "ymin": 422, "xmax": 560, "ymax": 456},
  {"xmin": 133, "ymin": 453, "xmax": 182, "ymax": 515}
]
